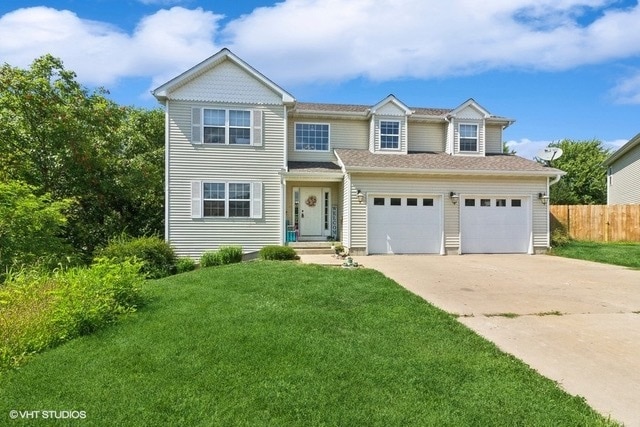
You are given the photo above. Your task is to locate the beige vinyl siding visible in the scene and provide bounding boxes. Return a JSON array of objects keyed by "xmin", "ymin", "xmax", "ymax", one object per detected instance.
[
  {"xmin": 485, "ymin": 124, "xmax": 503, "ymax": 154},
  {"xmin": 608, "ymin": 143, "xmax": 640, "ymax": 204},
  {"xmin": 348, "ymin": 174, "xmax": 548, "ymax": 253},
  {"xmin": 288, "ymin": 118, "xmax": 368, "ymax": 162},
  {"xmin": 167, "ymin": 100, "xmax": 286, "ymax": 258},
  {"xmin": 408, "ymin": 121, "xmax": 446, "ymax": 152}
]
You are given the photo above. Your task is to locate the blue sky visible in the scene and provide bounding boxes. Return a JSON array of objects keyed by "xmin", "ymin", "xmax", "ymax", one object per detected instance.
[{"xmin": 1, "ymin": 0, "xmax": 640, "ymax": 158}]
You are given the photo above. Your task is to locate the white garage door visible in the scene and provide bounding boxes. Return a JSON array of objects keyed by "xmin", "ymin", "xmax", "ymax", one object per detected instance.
[
  {"xmin": 368, "ymin": 196, "xmax": 442, "ymax": 254},
  {"xmin": 461, "ymin": 196, "xmax": 530, "ymax": 253}
]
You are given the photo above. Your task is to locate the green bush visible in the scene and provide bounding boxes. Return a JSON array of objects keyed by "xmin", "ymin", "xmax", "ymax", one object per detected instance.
[
  {"xmin": 551, "ymin": 227, "xmax": 571, "ymax": 247},
  {"xmin": 200, "ymin": 246, "xmax": 244, "ymax": 268},
  {"xmin": 175, "ymin": 257, "xmax": 197, "ymax": 273},
  {"xmin": 97, "ymin": 235, "xmax": 176, "ymax": 279},
  {"xmin": 0, "ymin": 258, "xmax": 144, "ymax": 370},
  {"xmin": 259, "ymin": 245, "xmax": 297, "ymax": 261}
]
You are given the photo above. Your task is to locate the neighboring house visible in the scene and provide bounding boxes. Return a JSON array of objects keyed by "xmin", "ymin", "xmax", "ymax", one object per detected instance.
[
  {"xmin": 152, "ymin": 48, "xmax": 564, "ymax": 258},
  {"xmin": 603, "ymin": 133, "xmax": 640, "ymax": 205}
]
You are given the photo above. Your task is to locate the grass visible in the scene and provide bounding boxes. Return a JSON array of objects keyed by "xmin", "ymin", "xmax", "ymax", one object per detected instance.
[
  {"xmin": 0, "ymin": 262, "xmax": 617, "ymax": 426},
  {"xmin": 550, "ymin": 241, "xmax": 640, "ymax": 269}
]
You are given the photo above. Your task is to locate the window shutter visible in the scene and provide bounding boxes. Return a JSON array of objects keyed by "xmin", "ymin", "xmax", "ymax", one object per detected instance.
[
  {"xmin": 251, "ymin": 182, "xmax": 262, "ymax": 218},
  {"xmin": 191, "ymin": 181, "xmax": 202, "ymax": 218},
  {"xmin": 191, "ymin": 107, "xmax": 202, "ymax": 144},
  {"xmin": 252, "ymin": 110, "xmax": 263, "ymax": 146}
]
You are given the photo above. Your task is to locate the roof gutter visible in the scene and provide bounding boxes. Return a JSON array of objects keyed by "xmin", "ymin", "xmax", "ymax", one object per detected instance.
[{"xmin": 343, "ymin": 165, "xmax": 566, "ymax": 178}]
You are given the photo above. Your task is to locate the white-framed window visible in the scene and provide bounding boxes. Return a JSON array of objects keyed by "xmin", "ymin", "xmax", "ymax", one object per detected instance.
[
  {"xmin": 295, "ymin": 123, "xmax": 329, "ymax": 151},
  {"xmin": 191, "ymin": 181, "xmax": 262, "ymax": 219},
  {"xmin": 191, "ymin": 107, "xmax": 262, "ymax": 146},
  {"xmin": 459, "ymin": 123, "xmax": 478, "ymax": 152},
  {"xmin": 380, "ymin": 120, "xmax": 400, "ymax": 149}
]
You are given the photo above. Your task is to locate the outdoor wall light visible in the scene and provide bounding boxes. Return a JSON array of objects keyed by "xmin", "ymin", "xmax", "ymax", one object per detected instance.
[
  {"xmin": 538, "ymin": 192, "xmax": 549, "ymax": 205},
  {"xmin": 449, "ymin": 191, "xmax": 459, "ymax": 205},
  {"xmin": 356, "ymin": 189, "xmax": 365, "ymax": 204}
]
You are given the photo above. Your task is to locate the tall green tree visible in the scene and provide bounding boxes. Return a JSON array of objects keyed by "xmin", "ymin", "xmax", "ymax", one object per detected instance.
[
  {"xmin": 543, "ymin": 139, "xmax": 610, "ymax": 205},
  {"xmin": 0, "ymin": 55, "xmax": 164, "ymax": 258}
]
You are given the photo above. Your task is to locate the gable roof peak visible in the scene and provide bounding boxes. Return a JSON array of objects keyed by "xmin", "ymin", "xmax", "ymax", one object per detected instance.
[
  {"xmin": 152, "ymin": 47, "xmax": 295, "ymax": 104},
  {"xmin": 371, "ymin": 94, "xmax": 413, "ymax": 115},
  {"xmin": 449, "ymin": 98, "xmax": 491, "ymax": 118}
]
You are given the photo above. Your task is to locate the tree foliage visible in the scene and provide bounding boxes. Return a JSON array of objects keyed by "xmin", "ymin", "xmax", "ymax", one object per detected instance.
[
  {"xmin": 544, "ymin": 139, "xmax": 610, "ymax": 205},
  {"xmin": 0, "ymin": 55, "xmax": 164, "ymax": 259},
  {"xmin": 0, "ymin": 180, "xmax": 73, "ymax": 275}
]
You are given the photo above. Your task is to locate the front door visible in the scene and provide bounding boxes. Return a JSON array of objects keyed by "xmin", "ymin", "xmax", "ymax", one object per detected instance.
[{"xmin": 299, "ymin": 188, "xmax": 322, "ymax": 236}]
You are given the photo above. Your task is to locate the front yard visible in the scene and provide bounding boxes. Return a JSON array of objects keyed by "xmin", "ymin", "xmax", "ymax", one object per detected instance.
[
  {"xmin": 550, "ymin": 241, "xmax": 640, "ymax": 269},
  {"xmin": 0, "ymin": 262, "xmax": 615, "ymax": 426}
]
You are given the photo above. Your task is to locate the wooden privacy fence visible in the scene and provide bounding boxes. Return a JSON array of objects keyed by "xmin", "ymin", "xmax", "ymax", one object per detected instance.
[{"xmin": 550, "ymin": 204, "xmax": 640, "ymax": 242}]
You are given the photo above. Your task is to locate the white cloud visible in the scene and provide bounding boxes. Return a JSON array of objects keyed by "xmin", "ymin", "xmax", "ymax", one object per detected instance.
[
  {"xmin": 610, "ymin": 70, "xmax": 640, "ymax": 104},
  {"xmin": 0, "ymin": 6, "xmax": 221, "ymax": 87},
  {"xmin": 505, "ymin": 138, "xmax": 555, "ymax": 160},
  {"xmin": 1, "ymin": 1, "xmax": 640, "ymax": 100},
  {"xmin": 224, "ymin": 0, "xmax": 640, "ymax": 84}
]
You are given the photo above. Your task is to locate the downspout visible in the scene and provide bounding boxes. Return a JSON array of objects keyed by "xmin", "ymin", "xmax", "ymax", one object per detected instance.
[
  {"xmin": 545, "ymin": 173, "xmax": 563, "ymax": 251},
  {"xmin": 281, "ymin": 104, "xmax": 289, "ymax": 245},
  {"xmin": 164, "ymin": 100, "xmax": 170, "ymax": 243}
]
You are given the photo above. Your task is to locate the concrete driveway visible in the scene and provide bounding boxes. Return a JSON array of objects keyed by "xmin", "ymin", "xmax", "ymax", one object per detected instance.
[{"xmin": 359, "ymin": 254, "xmax": 640, "ymax": 427}]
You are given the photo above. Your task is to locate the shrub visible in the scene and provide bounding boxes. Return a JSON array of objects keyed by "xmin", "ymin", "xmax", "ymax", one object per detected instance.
[
  {"xmin": 200, "ymin": 246, "xmax": 244, "ymax": 268},
  {"xmin": 259, "ymin": 245, "xmax": 297, "ymax": 261},
  {"xmin": 0, "ymin": 258, "xmax": 144, "ymax": 370},
  {"xmin": 175, "ymin": 257, "xmax": 197, "ymax": 274},
  {"xmin": 551, "ymin": 227, "xmax": 571, "ymax": 247},
  {"xmin": 97, "ymin": 235, "xmax": 176, "ymax": 279}
]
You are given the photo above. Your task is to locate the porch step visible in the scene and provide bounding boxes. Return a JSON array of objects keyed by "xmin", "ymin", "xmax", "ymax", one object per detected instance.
[{"xmin": 288, "ymin": 241, "xmax": 340, "ymax": 255}]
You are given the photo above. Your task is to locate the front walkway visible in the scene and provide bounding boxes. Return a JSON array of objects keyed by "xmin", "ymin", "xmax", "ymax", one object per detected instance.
[{"xmin": 301, "ymin": 253, "xmax": 640, "ymax": 427}]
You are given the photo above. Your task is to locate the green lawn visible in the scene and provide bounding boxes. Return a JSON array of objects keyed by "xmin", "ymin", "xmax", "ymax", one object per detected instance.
[
  {"xmin": 0, "ymin": 262, "xmax": 616, "ymax": 426},
  {"xmin": 550, "ymin": 241, "xmax": 640, "ymax": 269}
]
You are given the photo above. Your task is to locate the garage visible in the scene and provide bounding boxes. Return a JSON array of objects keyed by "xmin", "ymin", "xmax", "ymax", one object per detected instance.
[
  {"xmin": 367, "ymin": 196, "xmax": 442, "ymax": 254},
  {"xmin": 460, "ymin": 196, "xmax": 531, "ymax": 253}
]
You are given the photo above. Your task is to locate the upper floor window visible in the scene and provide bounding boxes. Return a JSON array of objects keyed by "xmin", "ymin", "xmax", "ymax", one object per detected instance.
[
  {"xmin": 295, "ymin": 123, "xmax": 329, "ymax": 151},
  {"xmin": 459, "ymin": 124, "xmax": 478, "ymax": 152},
  {"xmin": 380, "ymin": 120, "xmax": 400, "ymax": 149},
  {"xmin": 203, "ymin": 108, "xmax": 252, "ymax": 145}
]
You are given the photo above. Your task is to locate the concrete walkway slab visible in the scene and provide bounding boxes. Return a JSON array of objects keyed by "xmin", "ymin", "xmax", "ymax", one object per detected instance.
[{"xmin": 302, "ymin": 254, "xmax": 640, "ymax": 426}]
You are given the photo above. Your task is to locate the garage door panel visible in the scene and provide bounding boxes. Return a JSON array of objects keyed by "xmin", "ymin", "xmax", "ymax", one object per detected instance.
[
  {"xmin": 461, "ymin": 197, "xmax": 529, "ymax": 254},
  {"xmin": 368, "ymin": 197, "xmax": 441, "ymax": 254}
]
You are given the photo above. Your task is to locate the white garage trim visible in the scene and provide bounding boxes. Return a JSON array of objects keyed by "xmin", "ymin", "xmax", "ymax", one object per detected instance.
[
  {"xmin": 366, "ymin": 194, "xmax": 445, "ymax": 255},
  {"xmin": 459, "ymin": 194, "xmax": 533, "ymax": 254}
]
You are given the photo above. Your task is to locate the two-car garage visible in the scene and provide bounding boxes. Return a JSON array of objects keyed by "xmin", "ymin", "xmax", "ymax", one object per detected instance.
[{"xmin": 366, "ymin": 194, "xmax": 531, "ymax": 254}]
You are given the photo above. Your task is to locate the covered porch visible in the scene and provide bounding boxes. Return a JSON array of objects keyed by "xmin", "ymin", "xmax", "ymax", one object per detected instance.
[{"xmin": 281, "ymin": 162, "xmax": 345, "ymax": 243}]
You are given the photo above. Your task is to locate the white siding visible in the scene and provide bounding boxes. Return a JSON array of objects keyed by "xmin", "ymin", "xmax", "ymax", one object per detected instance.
[
  {"xmin": 349, "ymin": 174, "xmax": 549, "ymax": 253},
  {"xmin": 408, "ymin": 121, "xmax": 446, "ymax": 152},
  {"xmin": 376, "ymin": 102, "xmax": 406, "ymax": 116},
  {"xmin": 167, "ymin": 100, "xmax": 286, "ymax": 258},
  {"xmin": 342, "ymin": 174, "xmax": 352, "ymax": 248},
  {"xmin": 170, "ymin": 61, "xmax": 283, "ymax": 105},
  {"xmin": 485, "ymin": 124, "xmax": 503, "ymax": 154},
  {"xmin": 608, "ymin": 144, "xmax": 640, "ymax": 204},
  {"xmin": 288, "ymin": 118, "xmax": 368, "ymax": 162}
]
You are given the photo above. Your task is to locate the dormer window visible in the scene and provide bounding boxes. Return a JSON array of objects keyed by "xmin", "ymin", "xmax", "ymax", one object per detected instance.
[
  {"xmin": 459, "ymin": 124, "xmax": 478, "ymax": 152},
  {"xmin": 380, "ymin": 120, "xmax": 400, "ymax": 150}
]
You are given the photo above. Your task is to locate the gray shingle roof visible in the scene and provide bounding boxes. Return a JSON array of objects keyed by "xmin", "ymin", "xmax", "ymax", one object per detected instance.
[
  {"xmin": 293, "ymin": 102, "xmax": 451, "ymax": 117},
  {"xmin": 288, "ymin": 161, "xmax": 342, "ymax": 173},
  {"xmin": 334, "ymin": 149, "xmax": 563, "ymax": 175}
]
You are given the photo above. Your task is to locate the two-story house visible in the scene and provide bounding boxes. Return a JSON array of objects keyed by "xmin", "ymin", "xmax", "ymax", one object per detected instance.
[{"xmin": 153, "ymin": 48, "xmax": 564, "ymax": 259}]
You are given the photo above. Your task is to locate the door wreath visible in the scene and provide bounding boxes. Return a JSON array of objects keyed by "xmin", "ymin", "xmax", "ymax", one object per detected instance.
[{"xmin": 305, "ymin": 195, "xmax": 317, "ymax": 207}]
